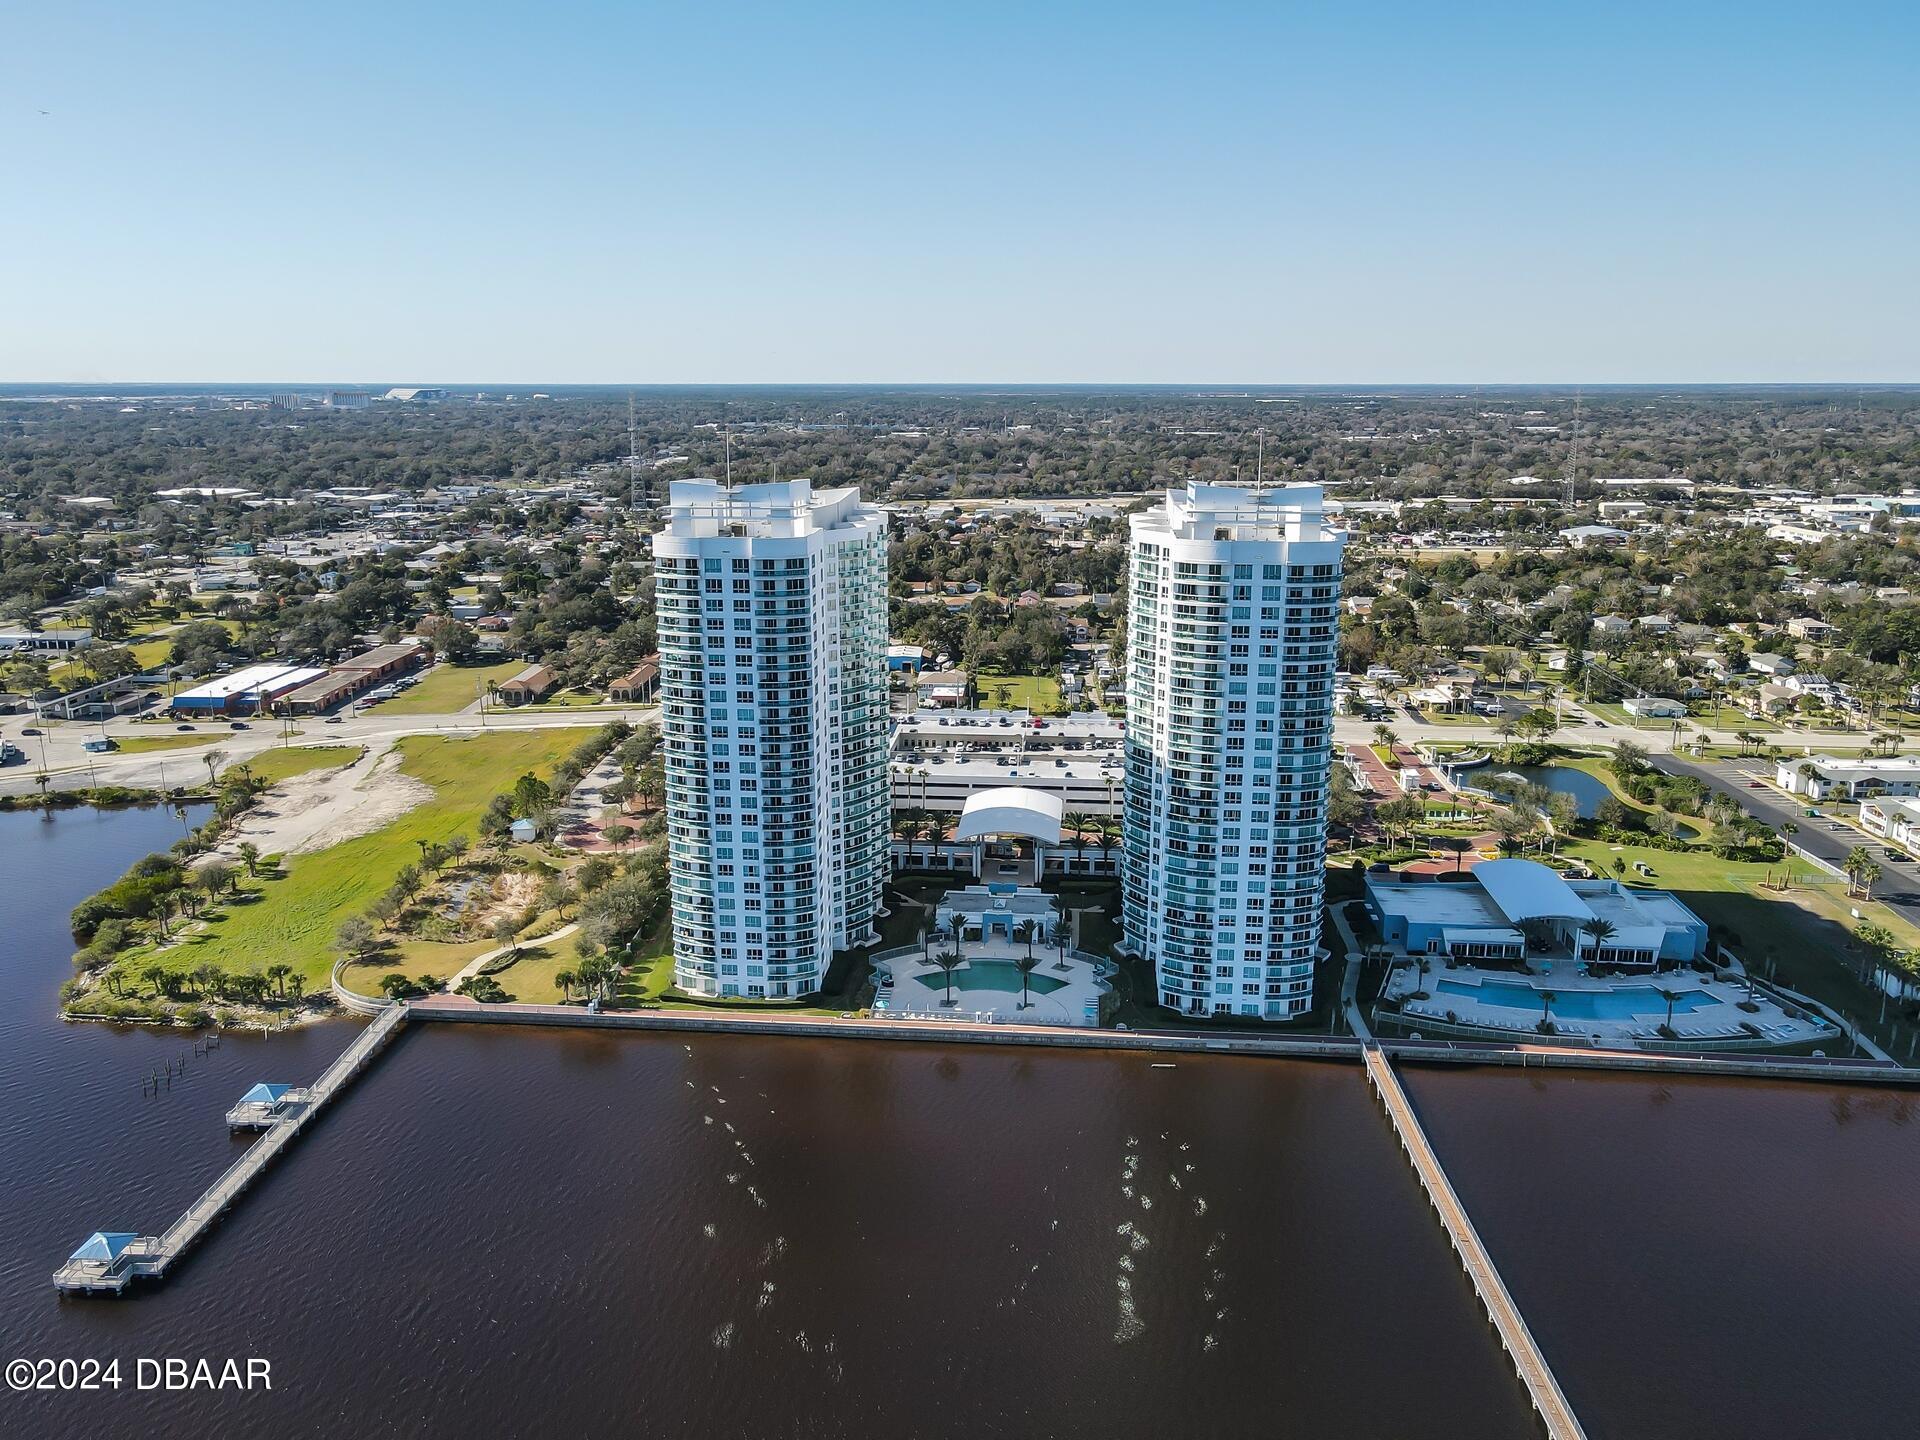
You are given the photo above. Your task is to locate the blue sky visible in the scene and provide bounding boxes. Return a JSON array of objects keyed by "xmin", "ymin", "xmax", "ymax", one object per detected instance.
[{"xmin": 4, "ymin": 1, "xmax": 1916, "ymax": 382}]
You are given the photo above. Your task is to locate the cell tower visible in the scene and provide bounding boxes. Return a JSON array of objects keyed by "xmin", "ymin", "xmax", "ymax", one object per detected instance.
[{"xmin": 1566, "ymin": 389, "xmax": 1582, "ymax": 510}]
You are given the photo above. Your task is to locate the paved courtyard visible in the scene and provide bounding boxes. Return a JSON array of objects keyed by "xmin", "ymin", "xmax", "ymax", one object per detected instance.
[{"xmin": 874, "ymin": 938, "xmax": 1110, "ymax": 1026}]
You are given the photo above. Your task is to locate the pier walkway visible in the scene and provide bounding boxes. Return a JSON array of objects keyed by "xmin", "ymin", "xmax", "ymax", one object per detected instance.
[
  {"xmin": 1363, "ymin": 1043, "xmax": 1587, "ymax": 1440},
  {"xmin": 54, "ymin": 1004, "xmax": 408, "ymax": 1295}
]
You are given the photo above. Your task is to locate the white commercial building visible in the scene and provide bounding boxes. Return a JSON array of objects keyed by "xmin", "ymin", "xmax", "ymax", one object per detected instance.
[
  {"xmin": 1121, "ymin": 483, "xmax": 1344, "ymax": 1021},
  {"xmin": 1776, "ymin": 753, "xmax": 1920, "ymax": 801},
  {"xmin": 652, "ymin": 480, "xmax": 890, "ymax": 1000}
]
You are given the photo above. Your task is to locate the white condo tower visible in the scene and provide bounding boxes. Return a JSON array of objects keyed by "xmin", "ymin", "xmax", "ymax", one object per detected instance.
[
  {"xmin": 652, "ymin": 479, "xmax": 891, "ymax": 998},
  {"xmin": 1121, "ymin": 483, "xmax": 1345, "ymax": 1020}
]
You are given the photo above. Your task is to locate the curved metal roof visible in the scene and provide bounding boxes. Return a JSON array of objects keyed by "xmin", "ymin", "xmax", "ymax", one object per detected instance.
[
  {"xmin": 1474, "ymin": 859, "xmax": 1597, "ymax": 924},
  {"xmin": 952, "ymin": 787, "xmax": 1065, "ymax": 844}
]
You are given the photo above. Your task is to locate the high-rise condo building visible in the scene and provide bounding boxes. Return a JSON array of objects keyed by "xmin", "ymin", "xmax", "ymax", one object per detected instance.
[
  {"xmin": 652, "ymin": 479, "xmax": 891, "ymax": 999},
  {"xmin": 1121, "ymin": 483, "xmax": 1344, "ymax": 1020}
]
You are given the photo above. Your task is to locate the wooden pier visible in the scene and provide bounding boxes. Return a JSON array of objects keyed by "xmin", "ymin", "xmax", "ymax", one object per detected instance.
[
  {"xmin": 1362, "ymin": 1043, "xmax": 1588, "ymax": 1440},
  {"xmin": 54, "ymin": 1003, "xmax": 408, "ymax": 1296}
]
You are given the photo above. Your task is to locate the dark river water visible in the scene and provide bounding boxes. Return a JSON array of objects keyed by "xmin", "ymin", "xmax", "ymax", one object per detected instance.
[{"xmin": 3, "ymin": 808, "xmax": 1917, "ymax": 1439}]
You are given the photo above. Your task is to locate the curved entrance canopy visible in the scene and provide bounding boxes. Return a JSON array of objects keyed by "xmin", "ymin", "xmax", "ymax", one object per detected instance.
[{"xmin": 952, "ymin": 787, "xmax": 1064, "ymax": 845}]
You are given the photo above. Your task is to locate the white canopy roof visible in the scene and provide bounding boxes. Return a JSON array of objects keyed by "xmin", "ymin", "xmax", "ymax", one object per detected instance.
[{"xmin": 952, "ymin": 787, "xmax": 1064, "ymax": 844}]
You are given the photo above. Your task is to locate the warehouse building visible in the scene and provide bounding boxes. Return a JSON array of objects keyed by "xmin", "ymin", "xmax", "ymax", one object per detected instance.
[{"xmin": 171, "ymin": 664, "xmax": 328, "ymax": 716}]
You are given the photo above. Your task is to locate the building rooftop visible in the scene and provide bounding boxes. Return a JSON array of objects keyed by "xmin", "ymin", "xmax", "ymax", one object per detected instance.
[
  {"xmin": 1474, "ymin": 859, "xmax": 1597, "ymax": 924},
  {"xmin": 662, "ymin": 478, "xmax": 871, "ymax": 539},
  {"xmin": 1134, "ymin": 481, "xmax": 1338, "ymax": 545}
]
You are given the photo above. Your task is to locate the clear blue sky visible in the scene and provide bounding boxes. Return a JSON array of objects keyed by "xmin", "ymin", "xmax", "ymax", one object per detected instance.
[{"xmin": 4, "ymin": 1, "xmax": 1916, "ymax": 383}]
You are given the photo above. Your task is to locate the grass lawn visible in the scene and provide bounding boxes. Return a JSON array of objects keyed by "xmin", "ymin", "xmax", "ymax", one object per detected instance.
[
  {"xmin": 1563, "ymin": 836, "xmax": 1917, "ymax": 1057},
  {"xmin": 494, "ymin": 941, "xmax": 578, "ymax": 1002},
  {"xmin": 235, "ymin": 745, "xmax": 364, "ymax": 785},
  {"xmin": 112, "ymin": 733, "xmax": 221, "ymax": 754},
  {"xmin": 341, "ymin": 937, "xmax": 492, "ymax": 996},
  {"xmin": 517, "ymin": 688, "xmax": 611, "ymax": 709},
  {"xmin": 613, "ymin": 918, "xmax": 676, "ymax": 1006},
  {"xmin": 978, "ymin": 672, "xmax": 1065, "ymax": 714},
  {"xmin": 376, "ymin": 660, "xmax": 523, "ymax": 715},
  {"xmin": 111, "ymin": 727, "xmax": 595, "ymax": 993}
]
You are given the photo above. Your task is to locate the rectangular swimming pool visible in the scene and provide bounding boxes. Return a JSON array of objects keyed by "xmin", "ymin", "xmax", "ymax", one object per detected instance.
[{"xmin": 1436, "ymin": 978, "xmax": 1722, "ymax": 1020}]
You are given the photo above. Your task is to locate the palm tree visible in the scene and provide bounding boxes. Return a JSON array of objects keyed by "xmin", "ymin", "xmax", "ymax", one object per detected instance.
[
  {"xmin": 1062, "ymin": 811, "xmax": 1094, "ymax": 860},
  {"xmin": 944, "ymin": 911, "xmax": 966, "ymax": 962},
  {"xmin": 554, "ymin": 968, "xmax": 577, "ymax": 1001},
  {"xmin": 1656, "ymin": 986, "xmax": 1683, "ymax": 1030},
  {"xmin": 1013, "ymin": 952, "xmax": 1042, "ymax": 1010},
  {"xmin": 1539, "ymin": 989, "xmax": 1556, "ymax": 1029},
  {"xmin": 264, "ymin": 962, "xmax": 293, "ymax": 999},
  {"xmin": 1844, "ymin": 845, "xmax": 1879, "ymax": 898},
  {"xmin": 1372, "ymin": 724, "xmax": 1398, "ymax": 755},
  {"xmin": 929, "ymin": 949, "xmax": 962, "ymax": 1007},
  {"xmin": 1581, "ymin": 917, "xmax": 1618, "ymax": 963},
  {"xmin": 201, "ymin": 748, "xmax": 228, "ymax": 789},
  {"xmin": 1047, "ymin": 918, "xmax": 1072, "ymax": 971},
  {"xmin": 1013, "ymin": 919, "xmax": 1038, "ymax": 965},
  {"xmin": 237, "ymin": 841, "xmax": 261, "ymax": 877}
]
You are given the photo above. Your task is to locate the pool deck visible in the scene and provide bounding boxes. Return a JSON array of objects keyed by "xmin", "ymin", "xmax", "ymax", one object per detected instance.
[
  {"xmin": 874, "ymin": 940, "xmax": 1108, "ymax": 1025},
  {"xmin": 1380, "ymin": 960, "xmax": 1839, "ymax": 1049}
]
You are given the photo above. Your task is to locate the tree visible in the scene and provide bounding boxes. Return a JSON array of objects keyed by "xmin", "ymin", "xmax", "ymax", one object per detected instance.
[
  {"xmin": 1656, "ymin": 986, "xmax": 1683, "ymax": 1030},
  {"xmin": 491, "ymin": 915, "xmax": 522, "ymax": 956},
  {"xmin": 334, "ymin": 915, "xmax": 379, "ymax": 960},
  {"xmin": 196, "ymin": 859, "xmax": 234, "ymax": 904},
  {"xmin": 202, "ymin": 748, "xmax": 228, "ymax": 789},
  {"xmin": 1062, "ymin": 811, "xmax": 1094, "ymax": 858},
  {"xmin": 929, "ymin": 949, "xmax": 962, "ymax": 1006},
  {"xmin": 236, "ymin": 841, "xmax": 261, "ymax": 877},
  {"xmin": 1047, "ymin": 918, "xmax": 1071, "ymax": 970},
  {"xmin": 1581, "ymin": 917, "xmax": 1618, "ymax": 963},
  {"xmin": 1013, "ymin": 952, "xmax": 1042, "ymax": 1010},
  {"xmin": 265, "ymin": 962, "xmax": 293, "ymax": 999},
  {"xmin": 945, "ymin": 910, "xmax": 966, "ymax": 961},
  {"xmin": 1609, "ymin": 739, "xmax": 1650, "ymax": 780},
  {"xmin": 554, "ymin": 968, "xmax": 577, "ymax": 1001},
  {"xmin": 1844, "ymin": 846, "xmax": 1881, "ymax": 899},
  {"xmin": 1539, "ymin": 989, "xmax": 1557, "ymax": 1030},
  {"xmin": 1013, "ymin": 919, "xmax": 1038, "ymax": 964},
  {"xmin": 1372, "ymin": 725, "xmax": 1399, "ymax": 755},
  {"xmin": 378, "ymin": 973, "xmax": 414, "ymax": 1000}
]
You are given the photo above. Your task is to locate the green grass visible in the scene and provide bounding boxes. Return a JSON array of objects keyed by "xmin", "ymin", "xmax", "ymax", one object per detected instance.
[
  {"xmin": 112, "ymin": 733, "xmax": 220, "ymax": 754},
  {"xmin": 236, "ymin": 745, "xmax": 363, "ymax": 785},
  {"xmin": 978, "ymin": 672, "xmax": 1065, "ymax": 714},
  {"xmin": 515, "ymin": 689, "xmax": 613, "ymax": 710},
  {"xmin": 495, "ymin": 942, "xmax": 575, "ymax": 1002},
  {"xmin": 375, "ymin": 660, "xmax": 523, "ymax": 715},
  {"xmin": 613, "ymin": 918, "xmax": 676, "ymax": 1006},
  {"xmin": 341, "ymin": 937, "xmax": 492, "ymax": 995},
  {"xmin": 111, "ymin": 727, "xmax": 596, "ymax": 992}
]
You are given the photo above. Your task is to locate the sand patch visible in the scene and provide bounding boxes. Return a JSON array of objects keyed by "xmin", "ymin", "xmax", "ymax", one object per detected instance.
[{"xmin": 219, "ymin": 743, "xmax": 431, "ymax": 858}]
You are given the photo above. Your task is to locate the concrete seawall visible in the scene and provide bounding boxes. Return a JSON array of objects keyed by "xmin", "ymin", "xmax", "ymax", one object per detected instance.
[{"xmin": 408, "ymin": 998, "xmax": 1920, "ymax": 1085}]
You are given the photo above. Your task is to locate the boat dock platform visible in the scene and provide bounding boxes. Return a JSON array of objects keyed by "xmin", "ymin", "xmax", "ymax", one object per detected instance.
[
  {"xmin": 54, "ymin": 1003, "xmax": 407, "ymax": 1295},
  {"xmin": 1363, "ymin": 1043, "xmax": 1587, "ymax": 1440}
]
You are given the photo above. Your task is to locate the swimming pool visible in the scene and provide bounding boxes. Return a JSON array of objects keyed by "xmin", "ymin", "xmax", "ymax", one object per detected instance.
[
  {"xmin": 912, "ymin": 961, "xmax": 1070, "ymax": 996},
  {"xmin": 1436, "ymin": 978, "xmax": 1722, "ymax": 1020}
]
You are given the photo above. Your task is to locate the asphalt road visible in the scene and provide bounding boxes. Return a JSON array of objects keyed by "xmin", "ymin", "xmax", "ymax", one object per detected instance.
[{"xmin": 1652, "ymin": 752, "xmax": 1920, "ymax": 930}]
